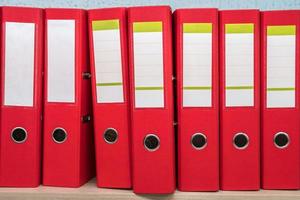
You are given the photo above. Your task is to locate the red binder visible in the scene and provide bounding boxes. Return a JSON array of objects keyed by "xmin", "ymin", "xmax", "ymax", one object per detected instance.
[
  {"xmin": 88, "ymin": 8, "xmax": 131, "ymax": 188},
  {"xmin": 43, "ymin": 8, "xmax": 95, "ymax": 187},
  {"xmin": 174, "ymin": 8, "xmax": 219, "ymax": 191},
  {"xmin": 219, "ymin": 10, "xmax": 260, "ymax": 190},
  {"xmin": 0, "ymin": 6, "xmax": 43, "ymax": 187},
  {"xmin": 261, "ymin": 10, "xmax": 300, "ymax": 189},
  {"xmin": 128, "ymin": 6, "xmax": 175, "ymax": 194}
]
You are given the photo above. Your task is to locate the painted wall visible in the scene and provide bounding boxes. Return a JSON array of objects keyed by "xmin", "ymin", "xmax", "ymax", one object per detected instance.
[{"xmin": 0, "ymin": 0, "xmax": 299, "ymax": 10}]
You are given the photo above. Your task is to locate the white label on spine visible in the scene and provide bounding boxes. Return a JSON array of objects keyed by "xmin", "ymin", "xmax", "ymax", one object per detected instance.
[
  {"xmin": 133, "ymin": 22, "xmax": 164, "ymax": 108},
  {"xmin": 47, "ymin": 20, "xmax": 75, "ymax": 103},
  {"xmin": 225, "ymin": 24, "xmax": 254, "ymax": 107},
  {"xmin": 4, "ymin": 22, "xmax": 35, "ymax": 107},
  {"xmin": 92, "ymin": 19, "xmax": 124, "ymax": 103},
  {"xmin": 183, "ymin": 23, "xmax": 212, "ymax": 107},
  {"xmin": 267, "ymin": 25, "xmax": 296, "ymax": 108}
]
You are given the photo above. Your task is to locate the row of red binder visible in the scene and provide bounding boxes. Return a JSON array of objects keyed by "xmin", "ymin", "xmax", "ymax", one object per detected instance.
[
  {"xmin": 0, "ymin": 7, "xmax": 95, "ymax": 187},
  {"xmin": 0, "ymin": 6, "xmax": 299, "ymax": 194}
]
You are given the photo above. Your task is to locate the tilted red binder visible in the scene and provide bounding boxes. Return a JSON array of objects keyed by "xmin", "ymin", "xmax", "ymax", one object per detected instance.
[
  {"xmin": 261, "ymin": 10, "xmax": 300, "ymax": 189},
  {"xmin": 128, "ymin": 6, "xmax": 175, "ymax": 194},
  {"xmin": 43, "ymin": 8, "xmax": 95, "ymax": 187},
  {"xmin": 0, "ymin": 6, "xmax": 43, "ymax": 187},
  {"xmin": 219, "ymin": 10, "xmax": 260, "ymax": 190},
  {"xmin": 88, "ymin": 8, "xmax": 131, "ymax": 188},
  {"xmin": 174, "ymin": 8, "xmax": 219, "ymax": 191}
]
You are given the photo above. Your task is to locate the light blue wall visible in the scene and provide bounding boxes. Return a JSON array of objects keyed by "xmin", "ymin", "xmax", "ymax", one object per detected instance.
[{"xmin": 0, "ymin": 0, "xmax": 299, "ymax": 10}]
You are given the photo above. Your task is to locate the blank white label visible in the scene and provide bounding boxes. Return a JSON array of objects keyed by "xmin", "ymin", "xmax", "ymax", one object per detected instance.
[
  {"xmin": 133, "ymin": 22, "xmax": 164, "ymax": 108},
  {"xmin": 4, "ymin": 22, "xmax": 35, "ymax": 107},
  {"xmin": 92, "ymin": 19, "xmax": 124, "ymax": 103},
  {"xmin": 47, "ymin": 20, "xmax": 75, "ymax": 103},
  {"xmin": 225, "ymin": 24, "xmax": 254, "ymax": 107},
  {"xmin": 183, "ymin": 23, "xmax": 212, "ymax": 107},
  {"xmin": 267, "ymin": 25, "xmax": 296, "ymax": 108}
]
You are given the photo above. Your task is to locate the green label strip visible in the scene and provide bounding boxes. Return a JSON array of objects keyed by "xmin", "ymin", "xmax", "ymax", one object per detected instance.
[
  {"xmin": 183, "ymin": 86, "xmax": 212, "ymax": 90},
  {"xmin": 183, "ymin": 23, "xmax": 212, "ymax": 33},
  {"xmin": 133, "ymin": 22, "xmax": 162, "ymax": 32},
  {"xmin": 225, "ymin": 23, "xmax": 254, "ymax": 34},
  {"xmin": 92, "ymin": 19, "xmax": 119, "ymax": 31},
  {"xmin": 96, "ymin": 82, "xmax": 122, "ymax": 86},
  {"xmin": 135, "ymin": 86, "xmax": 163, "ymax": 90},
  {"xmin": 267, "ymin": 25, "xmax": 296, "ymax": 36},
  {"xmin": 226, "ymin": 86, "xmax": 253, "ymax": 90},
  {"xmin": 267, "ymin": 87, "xmax": 295, "ymax": 91}
]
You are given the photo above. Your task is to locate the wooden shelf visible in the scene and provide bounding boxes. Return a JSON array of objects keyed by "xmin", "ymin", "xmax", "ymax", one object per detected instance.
[{"xmin": 0, "ymin": 179, "xmax": 299, "ymax": 200}]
